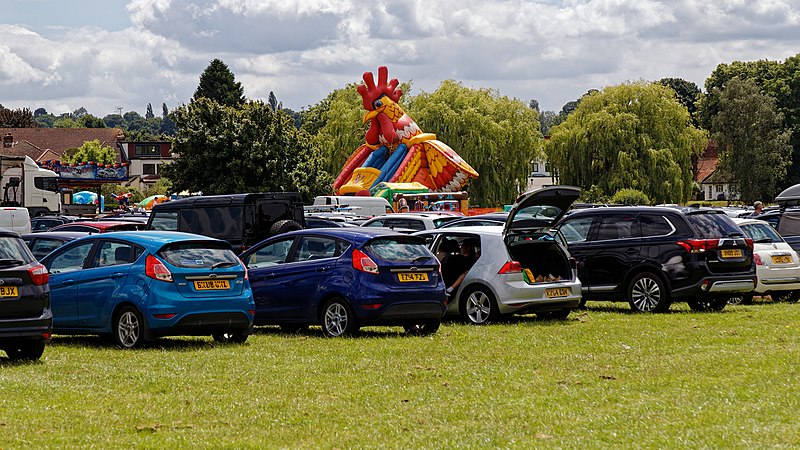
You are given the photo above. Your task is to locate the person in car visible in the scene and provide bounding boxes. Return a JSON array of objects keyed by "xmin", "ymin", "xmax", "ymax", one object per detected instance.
[{"xmin": 443, "ymin": 239, "xmax": 478, "ymax": 297}]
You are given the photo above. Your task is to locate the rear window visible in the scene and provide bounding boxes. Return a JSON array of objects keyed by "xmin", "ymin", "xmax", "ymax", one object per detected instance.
[
  {"xmin": 179, "ymin": 207, "xmax": 243, "ymax": 239},
  {"xmin": 0, "ymin": 236, "xmax": 34, "ymax": 265},
  {"xmin": 741, "ymin": 223, "xmax": 783, "ymax": 244},
  {"xmin": 685, "ymin": 212, "xmax": 742, "ymax": 239},
  {"xmin": 158, "ymin": 242, "xmax": 240, "ymax": 268},
  {"xmin": 363, "ymin": 237, "xmax": 433, "ymax": 262},
  {"xmin": 149, "ymin": 212, "xmax": 178, "ymax": 231}
]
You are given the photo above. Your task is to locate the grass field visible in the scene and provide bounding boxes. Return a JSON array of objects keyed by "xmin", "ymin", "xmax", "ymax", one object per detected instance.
[{"xmin": 2, "ymin": 300, "xmax": 799, "ymax": 448}]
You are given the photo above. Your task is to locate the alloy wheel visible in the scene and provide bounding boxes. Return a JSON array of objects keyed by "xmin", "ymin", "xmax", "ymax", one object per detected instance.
[{"xmin": 631, "ymin": 276, "xmax": 661, "ymax": 312}]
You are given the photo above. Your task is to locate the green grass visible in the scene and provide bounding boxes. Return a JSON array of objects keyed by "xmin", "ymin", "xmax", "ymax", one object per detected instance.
[{"xmin": 2, "ymin": 301, "xmax": 800, "ymax": 448}]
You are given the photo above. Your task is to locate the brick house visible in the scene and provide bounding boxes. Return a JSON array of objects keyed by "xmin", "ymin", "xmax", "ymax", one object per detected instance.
[
  {"xmin": 694, "ymin": 141, "xmax": 738, "ymax": 201},
  {"xmin": 118, "ymin": 141, "xmax": 174, "ymax": 191}
]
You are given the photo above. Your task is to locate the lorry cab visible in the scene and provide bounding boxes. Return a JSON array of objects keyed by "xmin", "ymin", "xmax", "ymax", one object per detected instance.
[{"xmin": 0, "ymin": 156, "xmax": 61, "ymax": 217}]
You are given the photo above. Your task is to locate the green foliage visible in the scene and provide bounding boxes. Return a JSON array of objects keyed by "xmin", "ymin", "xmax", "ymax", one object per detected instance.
[
  {"xmin": 658, "ymin": 77, "xmax": 701, "ymax": 125},
  {"xmin": 61, "ymin": 139, "xmax": 117, "ymax": 164},
  {"xmin": 100, "ymin": 184, "xmax": 144, "ymax": 204},
  {"xmin": 144, "ymin": 177, "xmax": 173, "ymax": 197},
  {"xmin": 162, "ymin": 98, "xmax": 332, "ymax": 202},
  {"xmin": 610, "ymin": 188, "xmax": 651, "ymax": 205},
  {"xmin": 54, "ymin": 117, "xmax": 80, "ymax": 128},
  {"xmin": 578, "ymin": 185, "xmax": 609, "ymax": 204},
  {"xmin": 193, "ymin": 59, "xmax": 245, "ymax": 107},
  {"xmin": 546, "ymin": 81, "xmax": 707, "ymax": 204},
  {"xmin": 78, "ymin": 114, "xmax": 106, "ymax": 128},
  {"xmin": 406, "ymin": 80, "xmax": 542, "ymax": 206},
  {"xmin": 712, "ymin": 77, "xmax": 792, "ymax": 203}
]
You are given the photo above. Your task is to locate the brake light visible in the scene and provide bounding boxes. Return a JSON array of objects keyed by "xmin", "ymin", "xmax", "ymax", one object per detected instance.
[
  {"xmin": 153, "ymin": 313, "xmax": 177, "ymax": 319},
  {"xmin": 498, "ymin": 261, "xmax": 523, "ymax": 274},
  {"xmin": 754, "ymin": 254, "xmax": 763, "ymax": 266},
  {"xmin": 745, "ymin": 238, "xmax": 754, "ymax": 250},
  {"xmin": 569, "ymin": 257, "xmax": 578, "ymax": 269},
  {"xmin": 28, "ymin": 264, "xmax": 49, "ymax": 285},
  {"xmin": 676, "ymin": 239, "xmax": 719, "ymax": 253},
  {"xmin": 145, "ymin": 254, "xmax": 173, "ymax": 282},
  {"xmin": 241, "ymin": 261, "xmax": 249, "ymax": 280},
  {"xmin": 352, "ymin": 248, "xmax": 379, "ymax": 274}
]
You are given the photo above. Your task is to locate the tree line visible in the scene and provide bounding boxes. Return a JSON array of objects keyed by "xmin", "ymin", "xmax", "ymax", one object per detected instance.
[{"xmin": 2, "ymin": 54, "xmax": 798, "ymax": 206}]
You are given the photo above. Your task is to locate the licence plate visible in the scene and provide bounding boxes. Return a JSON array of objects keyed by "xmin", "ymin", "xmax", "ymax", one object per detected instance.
[
  {"xmin": 720, "ymin": 249, "xmax": 743, "ymax": 258},
  {"xmin": 193, "ymin": 280, "xmax": 230, "ymax": 290},
  {"xmin": 772, "ymin": 255, "xmax": 793, "ymax": 264},
  {"xmin": 0, "ymin": 286, "xmax": 18, "ymax": 298},
  {"xmin": 398, "ymin": 272, "xmax": 428, "ymax": 282},
  {"xmin": 545, "ymin": 287, "xmax": 570, "ymax": 298}
]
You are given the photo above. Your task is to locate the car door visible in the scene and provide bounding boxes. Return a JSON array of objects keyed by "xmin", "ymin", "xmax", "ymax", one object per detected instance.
[
  {"xmin": 43, "ymin": 241, "xmax": 96, "ymax": 329},
  {"xmin": 555, "ymin": 215, "xmax": 596, "ymax": 294},
  {"xmin": 243, "ymin": 236, "xmax": 296, "ymax": 320},
  {"xmin": 584, "ymin": 213, "xmax": 642, "ymax": 295},
  {"xmin": 76, "ymin": 239, "xmax": 138, "ymax": 329},
  {"xmin": 279, "ymin": 235, "xmax": 342, "ymax": 319}
]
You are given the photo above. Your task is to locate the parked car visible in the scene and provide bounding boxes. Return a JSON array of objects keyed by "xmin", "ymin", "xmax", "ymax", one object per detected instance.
[
  {"xmin": 240, "ymin": 228, "xmax": 446, "ymax": 336},
  {"xmin": 146, "ymin": 193, "xmax": 306, "ymax": 253},
  {"xmin": 40, "ymin": 231, "xmax": 254, "ymax": 348},
  {"xmin": 0, "ymin": 230, "xmax": 51, "ymax": 360},
  {"xmin": 555, "ymin": 206, "xmax": 756, "ymax": 312},
  {"xmin": 437, "ymin": 212, "xmax": 509, "ymax": 228},
  {"xmin": 304, "ymin": 217, "xmax": 360, "ymax": 228},
  {"xmin": 30, "ymin": 215, "xmax": 90, "ymax": 232},
  {"xmin": 414, "ymin": 186, "xmax": 582, "ymax": 324},
  {"xmin": 22, "ymin": 231, "xmax": 91, "ymax": 260},
  {"xmin": 0, "ymin": 207, "xmax": 31, "ymax": 234},
  {"xmin": 360, "ymin": 213, "xmax": 460, "ymax": 233},
  {"xmin": 729, "ymin": 218, "xmax": 800, "ymax": 304},
  {"xmin": 48, "ymin": 220, "xmax": 145, "ymax": 233}
]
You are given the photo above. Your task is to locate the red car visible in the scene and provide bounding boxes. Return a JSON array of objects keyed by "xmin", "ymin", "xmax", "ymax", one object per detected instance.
[{"xmin": 47, "ymin": 220, "xmax": 145, "ymax": 233}]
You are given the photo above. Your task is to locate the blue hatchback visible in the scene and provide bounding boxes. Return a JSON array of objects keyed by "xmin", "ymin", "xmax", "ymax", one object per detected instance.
[
  {"xmin": 40, "ymin": 231, "xmax": 254, "ymax": 347},
  {"xmin": 240, "ymin": 228, "xmax": 446, "ymax": 336}
]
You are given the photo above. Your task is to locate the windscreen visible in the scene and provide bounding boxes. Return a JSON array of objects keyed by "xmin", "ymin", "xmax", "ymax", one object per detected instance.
[
  {"xmin": 363, "ymin": 237, "xmax": 433, "ymax": 262},
  {"xmin": 741, "ymin": 223, "xmax": 783, "ymax": 244},
  {"xmin": 158, "ymin": 242, "xmax": 240, "ymax": 269}
]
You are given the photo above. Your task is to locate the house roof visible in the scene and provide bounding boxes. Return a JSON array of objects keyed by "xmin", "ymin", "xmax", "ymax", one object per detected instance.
[
  {"xmin": 695, "ymin": 141, "xmax": 722, "ymax": 184},
  {"xmin": 0, "ymin": 127, "xmax": 125, "ymax": 163}
]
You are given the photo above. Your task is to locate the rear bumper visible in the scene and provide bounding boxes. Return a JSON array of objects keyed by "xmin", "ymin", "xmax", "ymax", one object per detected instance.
[
  {"xmin": 755, "ymin": 265, "xmax": 800, "ymax": 293},
  {"xmin": 673, "ymin": 274, "xmax": 756, "ymax": 297},
  {"xmin": 149, "ymin": 312, "xmax": 254, "ymax": 337},
  {"xmin": 0, "ymin": 309, "xmax": 53, "ymax": 341},
  {"xmin": 357, "ymin": 301, "xmax": 446, "ymax": 325}
]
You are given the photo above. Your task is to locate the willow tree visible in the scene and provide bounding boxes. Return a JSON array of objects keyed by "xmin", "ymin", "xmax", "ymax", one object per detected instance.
[
  {"xmin": 546, "ymin": 81, "xmax": 707, "ymax": 204},
  {"xmin": 407, "ymin": 80, "xmax": 542, "ymax": 207}
]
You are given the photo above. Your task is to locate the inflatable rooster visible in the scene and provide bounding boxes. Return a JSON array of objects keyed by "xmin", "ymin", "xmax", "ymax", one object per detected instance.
[{"xmin": 334, "ymin": 66, "xmax": 478, "ymax": 195}]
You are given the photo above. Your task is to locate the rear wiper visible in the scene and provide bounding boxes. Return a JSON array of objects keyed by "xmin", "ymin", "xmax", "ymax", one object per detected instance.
[
  {"xmin": 212, "ymin": 261, "xmax": 238, "ymax": 269},
  {"xmin": 413, "ymin": 256, "xmax": 430, "ymax": 263},
  {"xmin": 755, "ymin": 238, "xmax": 772, "ymax": 243},
  {"xmin": 0, "ymin": 259, "xmax": 23, "ymax": 266}
]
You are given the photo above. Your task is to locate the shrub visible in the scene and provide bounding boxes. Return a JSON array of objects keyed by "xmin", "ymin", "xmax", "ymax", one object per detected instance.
[{"xmin": 611, "ymin": 188, "xmax": 651, "ymax": 205}]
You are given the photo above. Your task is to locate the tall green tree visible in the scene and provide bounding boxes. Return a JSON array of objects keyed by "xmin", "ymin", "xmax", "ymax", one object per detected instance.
[
  {"xmin": 658, "ymin": 77, "xmax": 702, "ymax": 126},
  {"xmin": 546, "ymin": 81, "xmax": 707, "ymax": 204},
  {"xmin": 712, "ymin": 77, "xmax": 792, "ymax": 203},
  {"xmin": 0, "ymin": 107, "xmax": 37, "ymax": 127},
  {"xmin": 193, "ymin": 59, "xmax": 245, "ymax": 107},
  {"xmin": 407, "ymin": 80, "xmax": 542, "ymax": 206},
  {"xmin": 162, "ymin": 98, "xmax": 331, "ymax": 202},
  {"xmin": 145, "ymin": 103, "xmax": 155, "ymax": 119},
  {"xmin": 61, "ymin": 139, "xmax": 117, "ymax": 164}
]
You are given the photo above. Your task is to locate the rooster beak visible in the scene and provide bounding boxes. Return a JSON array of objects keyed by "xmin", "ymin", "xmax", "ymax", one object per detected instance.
[{"xmin": 363, "ymin": 109, "xmax": 380, "ymax": 123}]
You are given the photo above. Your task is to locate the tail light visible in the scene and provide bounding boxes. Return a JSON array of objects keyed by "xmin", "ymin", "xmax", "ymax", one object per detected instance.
[
  {"xmin": 241, "ymin": 261, "xmax": 249, "ymax": 280},
  {"xmin": 498, "ymin": 261, "xmax": 522, "ymax": 274},
  {"xmin": 569, "ymin": 257, "xmax": 578, "ymax": 269},
  {"xmin": 754, "ymin": 254, "xmax": 763, "ymax": 266},
  {"xmin": 145, "ymin": 254, "xmax": 173, "ymax": 282},
  {"xmin": 28, "ymin": 264, "xmax": 49, "ymax": 285},
  {"xmin": 676, "ymin": 239, "xmax": 719, "ymax": 253},
  {"xmin": 352, "ymin": 248, "xmax": 379, "ymax": 274},
  {"xmin": 745, "ymin": 238, "xmax": 754, "ymax": 250}
]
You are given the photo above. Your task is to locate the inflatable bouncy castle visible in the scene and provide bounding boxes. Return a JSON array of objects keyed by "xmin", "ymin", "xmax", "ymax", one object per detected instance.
[{"xmin": 334, "ymin": 66, "xmax": 478, "ymax": 195}]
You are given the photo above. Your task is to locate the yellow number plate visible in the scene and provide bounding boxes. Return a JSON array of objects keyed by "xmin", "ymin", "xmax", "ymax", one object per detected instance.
[
  {"xmin": 720, "ymin": 249, "xmax": 743, "ymax": 258},
  {"xmin": 0, "ymin": 286, "xmax": 18, "ymax": 298},
  {"xmin": 398, "ymin": 272, "xmax": 429, "ymax": 282},
  {"xmin": 193, "ymin": 280, "xmax": 230, "ymax": 290},
  {"xmin": 545, "ymin": 287, "xmax": 570, "ymax": 298},
  {"xmin": 772, "ymin": 255, "xmax": 793, "ymax": 264}
]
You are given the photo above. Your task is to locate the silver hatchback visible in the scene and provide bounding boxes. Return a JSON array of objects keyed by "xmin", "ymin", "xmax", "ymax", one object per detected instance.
[{"xmin": 414, "ymin": 186, "xmax": 583, "ymax": 324}]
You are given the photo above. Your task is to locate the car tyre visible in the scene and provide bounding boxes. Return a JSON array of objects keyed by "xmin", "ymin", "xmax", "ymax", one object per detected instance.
[
  {"xmin": 727, "ymin": 293, "xmax": 754, "ymax": 305},
  {"xmin": 113, "ymin": 306, "xmax": 145, "ymax": 348},
  {"xmin": 270, "ymin": 219, "xmax": 303, "ymax": 236},
  {"xmin": 537, "ymin": 309, "xmax": 571, "ymax": 320},
  {"xmin": 460, "ymin": 286, "xmax": 499, "ymax": 325},
  {"xmin": 403, "ymin": 319, "xmax": 441, "ymax": 335},
  {"xmin": 321, "ymin": 298, "xmax": 359, "ymax": 337},
  {"xmin": 4, "ymin": 340, "xmax": 46, "ymax": 361},
  {"xmin": 212, "ymin": 330, "xmax": 248, "ymax": 344},
  {"xmin": 628, "ymin": 272, "xmax": 671, "ymax": 313},
  {"xmin": 772, "ymin": 291, "xmax": 800, "ymax": 303},
  {"xmin": 688, "ymin": 297, "xmax": 728, "ymax": 312}
]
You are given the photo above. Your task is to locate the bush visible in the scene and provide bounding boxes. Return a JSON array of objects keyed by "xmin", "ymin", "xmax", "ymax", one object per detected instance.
[
  {"xmin": 578, "ymin": 185, "xmax": 610, "ymax": 204},
  {"xmin": 611, "ymin": 188, "xmax": 651, "ymax": 205}
]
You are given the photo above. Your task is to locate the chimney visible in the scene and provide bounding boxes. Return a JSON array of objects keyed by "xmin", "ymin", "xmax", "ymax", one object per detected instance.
[{"xmin": 2, "ymin": 133, "xmax": 12, "ymax": 148}]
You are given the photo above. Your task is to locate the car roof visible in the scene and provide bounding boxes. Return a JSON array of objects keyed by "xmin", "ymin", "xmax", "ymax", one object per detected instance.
[
  {"xmin": 415, "ymin": 225, "xmax": 505, "ymax": 236},
  {"xmin": 21, "ymin": 231, "xmax": 91, "ymax": 240},
  {"xmin": 731, "ymin": 217, "xmax": 769, "ymax": 226},
  {"xmin": 151, "ymin": 192, "xmax": 302, "ymax": 209},
  {"xmin": 51, "ymin": 220, "xmax": 143, "ymax": 230},
  {"xmin": 67, "ymin": 231, "xmax": 226, "ymax": 247}
]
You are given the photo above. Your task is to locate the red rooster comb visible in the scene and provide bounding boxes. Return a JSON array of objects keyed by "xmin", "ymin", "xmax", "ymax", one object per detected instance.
[{"xmin": 357, "ymin": 66, "xmax": 403, "ymax": 111}]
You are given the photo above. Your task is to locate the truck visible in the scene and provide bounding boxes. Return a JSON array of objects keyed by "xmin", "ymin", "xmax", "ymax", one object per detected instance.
[{"xmin": 0, "ymin": 155, "xmax": 61, "ymax": 216}]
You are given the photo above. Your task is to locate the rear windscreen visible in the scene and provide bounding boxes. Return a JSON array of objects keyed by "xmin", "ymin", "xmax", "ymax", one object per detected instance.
[
  {"xmin": 0, "ymin": 236, "xmax": 34, "ymax": 265},
  {"xmin": 741, "ymin": 223, "xmax": 783, "ymax": 243},
  {"xmin": 149, "ymin": 211, "xmax": 178, "ymax": 231},
  {"xmin": 158, "ymin": 242, "xmax": 240, "ymax": 268},
  {"xmin": 685, "ymin": 212, "xmax": 742, "ymax": 239},
  {"xmin": 363, "ymin": 237, "xmax": 433, "ymax": 262},
  {"xmin": 179, "ymin": 207, "xmax": 243, "ymax": 239}
]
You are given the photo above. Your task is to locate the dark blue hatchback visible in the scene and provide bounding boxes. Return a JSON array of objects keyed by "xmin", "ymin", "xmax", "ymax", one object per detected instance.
[{"xmin": 240, "ymin": 228, "xmax": 446, "ymax": 336}]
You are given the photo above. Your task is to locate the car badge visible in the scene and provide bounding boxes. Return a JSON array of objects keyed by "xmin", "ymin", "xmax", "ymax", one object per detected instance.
[
  {"xmin": 208, "ymin": 273, "xmax": 218, "ymax": 278},
  {"xmin": 0, "ymin": 279, "xmax": 5, "ymax": 285}
]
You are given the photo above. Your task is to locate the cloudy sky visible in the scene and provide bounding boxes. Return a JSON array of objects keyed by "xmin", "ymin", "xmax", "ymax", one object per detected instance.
[{"xmin": 1, "ymin": 0, "xmax": 799, "ymax": 118}]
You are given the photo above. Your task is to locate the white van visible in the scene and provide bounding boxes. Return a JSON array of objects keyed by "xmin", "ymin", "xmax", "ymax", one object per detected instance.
[
  {"xmin": 312, "ymin": 196, "xmax": 394, "ymax": 217},
  {"xmin": 0, "ymin": 207, "xmax": 31, "ymax": 234}
]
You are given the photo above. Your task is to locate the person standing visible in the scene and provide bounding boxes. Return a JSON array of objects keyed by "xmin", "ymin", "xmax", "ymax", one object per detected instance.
[{"xmin": 752, "ymin": 201, "xmax": 764, "ymax": 217}]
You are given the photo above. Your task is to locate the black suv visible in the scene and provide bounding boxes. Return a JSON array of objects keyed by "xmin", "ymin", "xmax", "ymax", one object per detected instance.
[
  {"xmin": 145, "ymin": 193, "xmax": 306, "ymax": 253},
  {"xmin": 0, "ymin": 230, "xmax": 51, "ymax": 360},
  {"xmin": 555, "ymin": 206, "xmax": 755, "ymax": 312}
]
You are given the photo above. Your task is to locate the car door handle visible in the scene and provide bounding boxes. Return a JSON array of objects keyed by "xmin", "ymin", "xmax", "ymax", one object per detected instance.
[
  {"xmin": 111, "ymin": 272, "xmax": 124, "ymax": 279},
  {"xmin": 61, "ymin": 279, "xmax": 75, "ymax": 286},
  {"xmin": 315, "ymin": 266, "xmax": 331, "ymax": 272},
  {"xmin": 250, "ymin": 273, "xmax": 275, "ymax": 282},
  {"xmin": 625, "ymin": 248, "xmax": 638, "ymax": 255}
]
